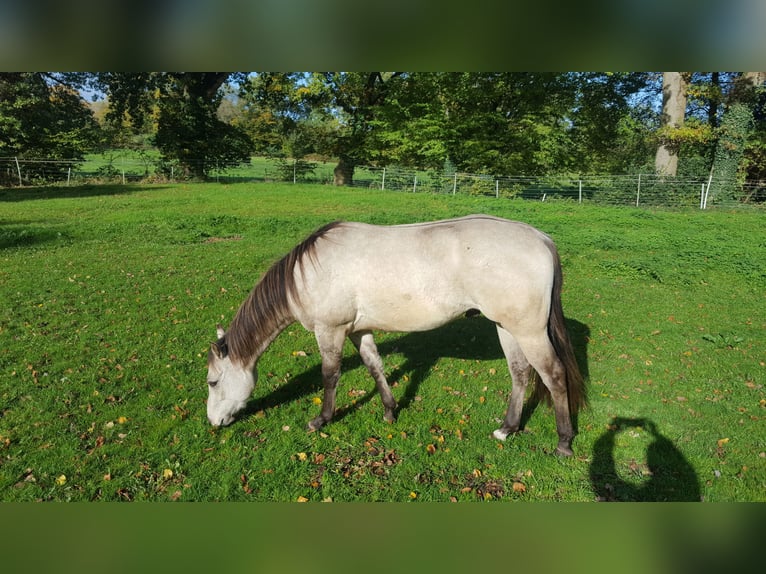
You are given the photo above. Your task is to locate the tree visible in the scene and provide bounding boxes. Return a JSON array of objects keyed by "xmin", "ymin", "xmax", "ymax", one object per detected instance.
[
  {"xmin": 236, "ymin": 73, "xmax": 317, "ymax": 158},
  {"xmin": 709, "ymin": 72, "xmax": 766, "ymax": 200},
  {"xmin": 97, "ymin": 73, "xmax": 253, "ymax": 179},
  {"xmin": 0, "ymin": 73, "xmax": 98, "ymax": 162},
  {"xmin": 308, "ymin": 72, "xmax": 404, "ymax": 185},
  {"xmin": 655, "ymin": 72, "xmax": 689, "ymax": 176}
]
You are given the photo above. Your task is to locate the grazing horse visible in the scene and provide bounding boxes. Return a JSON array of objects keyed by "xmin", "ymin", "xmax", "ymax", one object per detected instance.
[{"xmin": 206, "ymin": 215, "xmax": 586, "ymax": 455}]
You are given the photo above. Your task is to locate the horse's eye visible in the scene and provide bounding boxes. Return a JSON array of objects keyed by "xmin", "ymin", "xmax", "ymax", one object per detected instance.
[{"xmin": 208, "ymin": 380, "xmax": 218, "ymax": 388}]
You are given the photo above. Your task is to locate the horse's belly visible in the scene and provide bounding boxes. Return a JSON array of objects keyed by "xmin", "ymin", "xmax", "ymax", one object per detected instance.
[{"xmin": 352, "ymin": 288, "xmax": 470, "ymax": 332}]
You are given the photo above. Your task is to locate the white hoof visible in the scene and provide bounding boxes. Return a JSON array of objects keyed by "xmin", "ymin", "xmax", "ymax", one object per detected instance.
[{"xmin": 492, "ymin": 428, "xmax": 509, "ymax": 441}]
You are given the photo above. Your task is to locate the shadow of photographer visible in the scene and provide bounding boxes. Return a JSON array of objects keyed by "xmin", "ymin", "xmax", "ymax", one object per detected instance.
[{"xmin": 589, "ymin": 416, "xmax": 701, "ymax": 502}]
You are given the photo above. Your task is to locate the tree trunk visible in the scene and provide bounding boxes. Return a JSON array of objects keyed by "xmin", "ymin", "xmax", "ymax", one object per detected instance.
[
  {"xmin": 333, "ymin": 155, "xmax": 355, "ymax": 186},
  {"xmin": 655, "ymin": 72, "xmax": 689, "ymax": 176}
]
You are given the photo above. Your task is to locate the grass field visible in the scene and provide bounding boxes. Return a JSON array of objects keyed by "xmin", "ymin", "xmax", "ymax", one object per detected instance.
[{"xmin": 1, "ymin": 182, "xmax": 764, "ymax": 501}]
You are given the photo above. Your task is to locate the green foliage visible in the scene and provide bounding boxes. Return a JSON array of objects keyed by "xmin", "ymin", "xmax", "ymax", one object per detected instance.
[
  {"xmin": 98, "ymin": 73, "xmax": 254, "ymax": 179},
  {"xmin": 1, "ymin": 182, "xmax": 764, "ymax": 502},
  {"xmin": 710, "ymin": 102, "xmax": 755, "ymax": 201},
  {"xmin": 0, "ymin": 73, "xmax": 99, "ymax": 176},
  {"xmin": 274, "ymin": 158, "xmax": 317, "ymax": 182}
]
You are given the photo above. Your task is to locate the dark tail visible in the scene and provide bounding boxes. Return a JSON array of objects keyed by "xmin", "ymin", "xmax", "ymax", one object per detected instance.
[{"xmin": 532, "ymin": 245, "xmax": 587, "ymax": 415}]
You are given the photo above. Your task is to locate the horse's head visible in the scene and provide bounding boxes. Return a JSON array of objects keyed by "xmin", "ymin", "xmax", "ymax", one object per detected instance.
[{"xmin": 206, "ymin": 325, "xmax": 257, "ymax": 426}]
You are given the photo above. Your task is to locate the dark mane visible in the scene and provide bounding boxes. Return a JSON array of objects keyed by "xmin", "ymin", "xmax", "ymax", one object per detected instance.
[{"xmin": 222, "ymin": 221, "xmax": 344, "ymax": 364}]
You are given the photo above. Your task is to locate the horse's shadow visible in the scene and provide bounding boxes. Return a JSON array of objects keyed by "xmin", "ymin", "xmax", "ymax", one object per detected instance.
[{"xmin": 243, "ymin": 315, "xmax": 591, "ymax": 430}]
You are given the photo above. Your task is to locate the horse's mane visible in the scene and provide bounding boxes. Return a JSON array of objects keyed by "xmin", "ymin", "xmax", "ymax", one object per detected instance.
[{"xmin": 222, "ymin": 221, "xmax": 344, "ymax": 364}]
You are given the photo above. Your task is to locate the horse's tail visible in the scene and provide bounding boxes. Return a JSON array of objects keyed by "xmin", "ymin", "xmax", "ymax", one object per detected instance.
[{"xmin": 531, "ymin": 244, "xmax": 587, "ymax": 415}]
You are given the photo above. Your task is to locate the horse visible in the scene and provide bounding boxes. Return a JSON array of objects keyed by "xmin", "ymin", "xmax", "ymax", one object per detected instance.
[{"xmin": 206, "ymin": 214, "xmax": 586, "ymax": 456}]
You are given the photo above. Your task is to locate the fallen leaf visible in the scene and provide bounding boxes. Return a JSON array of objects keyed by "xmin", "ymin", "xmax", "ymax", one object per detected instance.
[
  {"xmin": 312, "ymin": 397, "xmax": 322, "ymax": 405},
  {"xmin": 512, "ymin": 481, "xmax": 526, "ymax": 493},
  {"xmin": 717, "ymin": 438, "xmax": 729, "ymax": 448},
  {"xmin": 56, "ymin": 475, "xmax": 67, "ymax": 486},
  {"xmin": 117, "ymin": 416, "xmax": 128, "ymax": 424},
  {"xmin": 409, "ymin": 491, "xmax": 417, "ymax": 499},
  {"xmin": 162, "ymin": 468, "xmax": 174, "ymax": 479},
  {"xmin": 296, "ymin": 452, "xmax": 307, "ymax": 462},
  {"xmin": 297, "ymin": 496, "xmax": 309, "ymax": 502},
  {"xmin": 426, "ymin": 444, "xmax": 436, "ymax": 455}
]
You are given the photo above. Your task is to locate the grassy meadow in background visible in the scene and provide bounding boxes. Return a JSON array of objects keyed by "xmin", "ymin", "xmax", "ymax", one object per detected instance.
[{"xmin": 0, "ymin": 182, "xmax": 764, "ymax": 501}]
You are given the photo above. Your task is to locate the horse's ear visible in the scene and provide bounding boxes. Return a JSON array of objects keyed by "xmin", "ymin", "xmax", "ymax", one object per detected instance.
[
  {"xmin": 210, "ymin": 341, "xmax": 223, "ymax": 359},
  {"xmin": 216, "ymin": 324, "xmax": 225, "ymax": 340}
]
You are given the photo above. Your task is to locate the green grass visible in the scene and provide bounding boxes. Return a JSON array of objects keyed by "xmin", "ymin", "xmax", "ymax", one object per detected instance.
[
  {"xmin": 1, "ymin": 183, "xmax": 764, "ymax": 501},
  {"xmin": 80, "ymin": 151, "xmax": 346, "ymax": 183}
]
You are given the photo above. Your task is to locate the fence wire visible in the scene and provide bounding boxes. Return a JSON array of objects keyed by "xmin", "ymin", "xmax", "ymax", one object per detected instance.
[{"xmin": 2, "ymin": 156, "xmax": 764, "ymax": 209}]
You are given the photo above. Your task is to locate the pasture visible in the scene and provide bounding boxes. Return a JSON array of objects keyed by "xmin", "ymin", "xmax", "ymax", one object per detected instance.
[{"xmin": 0, "ymin": 183, "xmax": 764, "ymax": 501}]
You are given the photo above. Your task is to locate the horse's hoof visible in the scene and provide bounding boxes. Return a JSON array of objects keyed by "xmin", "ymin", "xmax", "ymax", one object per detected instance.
[
  {"xmin": 555, "ymin": 445, "xmax": 574, "ymax": 457},
  {"xmin": 492, "ymin": 428, "xmax": 509, "ymax": 441},
  {"xmin": 307, "ymin": 418, "xmax": 325, "ymax": 432}
]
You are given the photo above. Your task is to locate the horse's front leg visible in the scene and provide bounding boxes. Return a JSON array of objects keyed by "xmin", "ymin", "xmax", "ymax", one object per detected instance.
[
  {"xmin": 308, "ymin": 328, "xmax": 345, "ymax": 431},
  {"xmin": 349, "ymin": 331, "xmax": 397, "ymax": 423}
]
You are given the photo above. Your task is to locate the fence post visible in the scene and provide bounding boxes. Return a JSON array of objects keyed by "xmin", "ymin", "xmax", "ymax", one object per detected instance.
[
  {"xmin": 636, "ymin": 173, "xmax": 641, "ymax": 207},
  {"xmin": 703, "ymin": 170, "xmax": 713, "ymax": 209},
  {"xmin": 413, "ymin": 175, "xmax": 417, "ymax": 193},
  {"xmin": 15, "ymin": 157, "xmax": 22, "ymax": 186},
  {"xmin": 293, "ymin": 159, "xmax": 297, "ymax": 184},
  {"xmin": 122, "ymin": 169, "xmax": 126, "ymax": 185},
  {"xmin": 67, "ymin": 167, "xmax": 71, "ymax": 186},
  {"xmin": 453, "ymin": 173, "xmax": 457, "ymax": 195},
  {"xmin": 495, "ymin": 179, "xmax": 499, "ymax": 198},
  {"xmin": 381, "ymin": 167, "xmax": 386, "ymax": 190},
  {"xmin": 578, "ymin": 179, "xmax": 582, "ymax": 203}
]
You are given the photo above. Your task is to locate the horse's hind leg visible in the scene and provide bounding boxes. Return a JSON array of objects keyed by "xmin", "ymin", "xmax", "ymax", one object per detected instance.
[
  {"xmin": 349, "ymin": 331, "xmax": 397, "ymax": 423},
  {"xmin": 507, "ymin": 327, "xmax": 575, "ymax": 456},
  {"xmin": 492, "ymin": 325, "xmax": 532, "ymax": 441}
]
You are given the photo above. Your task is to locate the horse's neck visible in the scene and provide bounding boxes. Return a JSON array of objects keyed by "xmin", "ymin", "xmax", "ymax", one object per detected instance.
[{"xmin": 249, "ymin": 316, "xmax": 295, "ymax": 367}]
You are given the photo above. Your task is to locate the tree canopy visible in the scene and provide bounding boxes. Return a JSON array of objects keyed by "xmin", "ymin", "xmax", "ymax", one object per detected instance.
[{"xmin": 2, "ymin": 72, "xmax": 765, "ymax": 187}]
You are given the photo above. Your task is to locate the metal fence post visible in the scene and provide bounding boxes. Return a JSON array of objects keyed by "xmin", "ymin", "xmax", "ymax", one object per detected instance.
[
  {"xmin": 15, "ymin": 157, "xmax": 22, "ymax": 186},
  {"xmin": 636, "ymin": 173, "xmax": 641, "ymax": 207}
]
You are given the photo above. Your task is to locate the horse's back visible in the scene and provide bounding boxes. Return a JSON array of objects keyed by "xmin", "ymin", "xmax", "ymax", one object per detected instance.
[{"xmin": 295, "ymin": 215, "xmax": 557, "ymax": 332}]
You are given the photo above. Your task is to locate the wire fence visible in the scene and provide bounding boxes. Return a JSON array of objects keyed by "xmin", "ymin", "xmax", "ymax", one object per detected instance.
[{"xmin": 2, "ymin": 155, "xmax": 765, "ymax": 209}]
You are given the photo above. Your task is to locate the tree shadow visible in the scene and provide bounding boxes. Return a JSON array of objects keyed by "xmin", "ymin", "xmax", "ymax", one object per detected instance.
[
  {"xmin": 0, "ymin": 184, "xmax": 169, "ymax": 202},
  {"xmin": 589, "ymin": 417, "xmax": 701, "ymax": 502},
  {"xmin": 0, "ymin": 220, "xmax": 71, "ymax": 249},
  {"xmin": 242, "ymin": 315, "xmax": 591, "ymax": 432}
]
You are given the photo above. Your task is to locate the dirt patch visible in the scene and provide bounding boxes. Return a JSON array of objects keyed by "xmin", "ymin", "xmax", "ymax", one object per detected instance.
[{"xmin": 203, "ymin": 235, "xmax": 243, "ymax": 243}]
